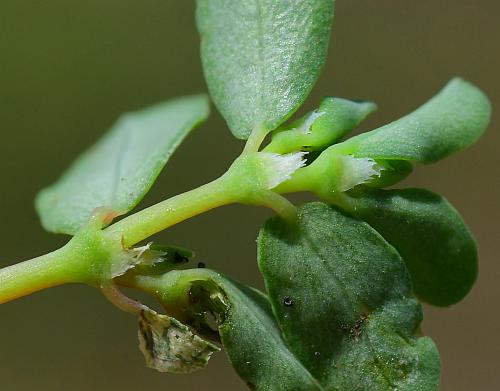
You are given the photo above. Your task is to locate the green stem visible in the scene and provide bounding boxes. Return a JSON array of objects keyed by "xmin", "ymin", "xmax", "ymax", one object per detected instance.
[
  {"xmin": 0, "ymin": 245, "xmax": 76, "ymax": 304},
  {"xmin": 0, "ymin": 150, "xmax": 303, "ymax": 304},
  {"xmin": 116, "ymin": 269, "xmax": 211, "ymax": 321},
  {"xmin": 0, "ymin": 220, "xmax": 117, "ymax": 303},
  {"xmin": 258, "ymin": 191, "xmax": 298, "ymax": 221},
  {"xmin": 105, "ymin": 174, "xmax": 237, "ymax": 247},
  {"xmin": 274, "ymin": 165, "xmax": 317, "ymax": 194},
  {"xmin": 243, "ymin": 124, "xmax": 268, "ymax": 154}
]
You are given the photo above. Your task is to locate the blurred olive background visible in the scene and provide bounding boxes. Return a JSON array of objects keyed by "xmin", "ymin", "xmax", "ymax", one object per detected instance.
[{"xmin": 0, "ymin": 1, "xmax": 498, "ymax": 390}]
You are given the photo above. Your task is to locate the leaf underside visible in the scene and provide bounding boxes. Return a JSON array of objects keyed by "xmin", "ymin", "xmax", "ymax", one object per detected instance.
[
  {"xmin": 197, "ymin": 0, "xmax": 335, "ymax": 139},
  {"xmin": 36, "ymin": 94, "xmax": 210, "ymax": 235}
]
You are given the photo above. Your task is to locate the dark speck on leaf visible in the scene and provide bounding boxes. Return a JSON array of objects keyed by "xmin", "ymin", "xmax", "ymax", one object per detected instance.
[
  {"xmin": 283, "ymin": 297, "xmax": 294, "ymax": 307},
  {"xmin": 197, "ymin": 262, "xmax": 206, "ymax": 268},
  {"xmin": 349, "ymin": 314, "xmax": 368, "ymax": 340},
  {"xmin": 173, "ymin": 252, "xmax": 189, "ymax": 264}
]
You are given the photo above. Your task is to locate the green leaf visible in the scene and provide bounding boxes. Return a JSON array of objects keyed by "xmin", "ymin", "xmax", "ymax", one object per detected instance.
[
  {"xmin": 296, "ymin": 78, "xmax": 490, "ymax": 197},
  {"xmin": 36, "ymin": 95, "xmax": 210, "ymax": 235},
  {"xmin": 213, "ymin": 276, "xmax": 321, "ymax": 391},
  {"xmin": 258, "ymin": 203, "xmax": 440, "ymax": 391},
  {"xmin": 265, "ymin": 97, "xmax": 377, "ymax": 154},
  {"xmin": 336, "ymin": 78, "xmax": 491, "ymax": 163},
  {"xmin": 197, "ymin": 0, "xmax": 335, "ymax": 139},
  {"xmin": 296, "ymin": 150, "xmax": 412, "ymax": 197},
  {"xmin": 147, "ymin": 269, "xmax": 322, "ymax": 391},
  {"xmin": 342, "ymin": 189, "xmax": 478, "ymax": 306},
  {"xmin": 361, "ymin": 159, "xmax": 413, "ymax": 190}
]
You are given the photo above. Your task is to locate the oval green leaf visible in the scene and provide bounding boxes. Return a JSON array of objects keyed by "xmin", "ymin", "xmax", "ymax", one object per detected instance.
[
  {"xmin": 258, "ymin": 203, "xmax": 441, "ymax": 391},
  {"xmin": 197, "ymin": 0, "xmax": 335, "ymax": 139},
  {"xmin": 337, "ymin": 78, "xmax": 491, "ymax": 163},
  {"xmin": 212, "ymin": 276, "xmax": 321, "ymax": 391},
  {"xmin": 143, "ymin": 269, "xmax": 322, "ymax": 391},
  {"xmin": 36, "ymin": 94, "xmax": 210, "ymax": 235},
  {"xmin": 343, "ymin": 188, "xmax": 478, "ymax": 306}
]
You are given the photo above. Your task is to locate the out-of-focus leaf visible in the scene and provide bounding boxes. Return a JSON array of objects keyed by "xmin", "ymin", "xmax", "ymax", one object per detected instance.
[
  {"xmin": 197, "ymin": 0, "xmax": 335, "ymax": 139},
  {"xmin": 36, "ymin": 95, "xmax": 209, "ymax": 235},
  {"xmin": 335, "ymin": 78, "xmax": 490, "ymax": 163},
  {"xmin": 258, "ymin": 202, "xmax": 440, "ymax": 390},
  {"xmin": 343, "ymin": 188, "xmax": 478, "ymax": 306}
]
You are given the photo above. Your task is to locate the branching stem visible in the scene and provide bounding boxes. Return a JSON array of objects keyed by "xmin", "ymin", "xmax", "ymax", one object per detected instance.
[{"xmin": 0, "ymin": 148, "xmax": 304, "ymax": 304}]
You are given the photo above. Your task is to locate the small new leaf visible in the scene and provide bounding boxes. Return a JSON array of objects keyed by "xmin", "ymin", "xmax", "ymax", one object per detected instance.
[
  {"xmin": 197, "ymin": 0, "xmax": 335, "ymax": 139},
  {"xmin": 266, "ymin": 97, "xmax": 377, "ymax": 154},
  {"xmin": 36, "ymin": 95, "xmax": 209, "ymax": 235}
]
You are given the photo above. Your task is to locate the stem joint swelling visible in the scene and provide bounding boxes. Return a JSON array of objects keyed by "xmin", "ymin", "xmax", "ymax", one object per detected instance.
[
  {"xmin": 0, "ymin": 220, "xmax": 117, "ymax": 303},
  {"xmin": 0, "ymin": 148, "xmax": 304, "ymax": 303}
]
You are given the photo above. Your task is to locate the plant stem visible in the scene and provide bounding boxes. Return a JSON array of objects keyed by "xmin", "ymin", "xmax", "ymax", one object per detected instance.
[
  {"xmin": 0, "ymin": 245, "xmax": 75, "ymax": 304},
  {"xmin": 274, "ymin": 166, "xmax": 315, "ymax": 194},
  {"xmin": 116, "ymin": 269, "xmax": 210, "ymax": 321},
  {"xmin": 105, "ymin": 174, "xmax": 237, "ymax": 247},
  {"xmin": 243, "ymin": 124, "xmax": 268, "ymax": 154},
  {"xmin": 0, "ymin": 221, "xmax": 116, "ymax": 303},
  {"xmin": 258, "ymin": 191, "xmax": 298, "ymax": 221},
  {"xmin": 0, "ymin": 150, "xmax": 303, "ymax": 304},
  {"xmin": 101, "ymin": 284, "xmax": 147, "ymax": 315}
]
